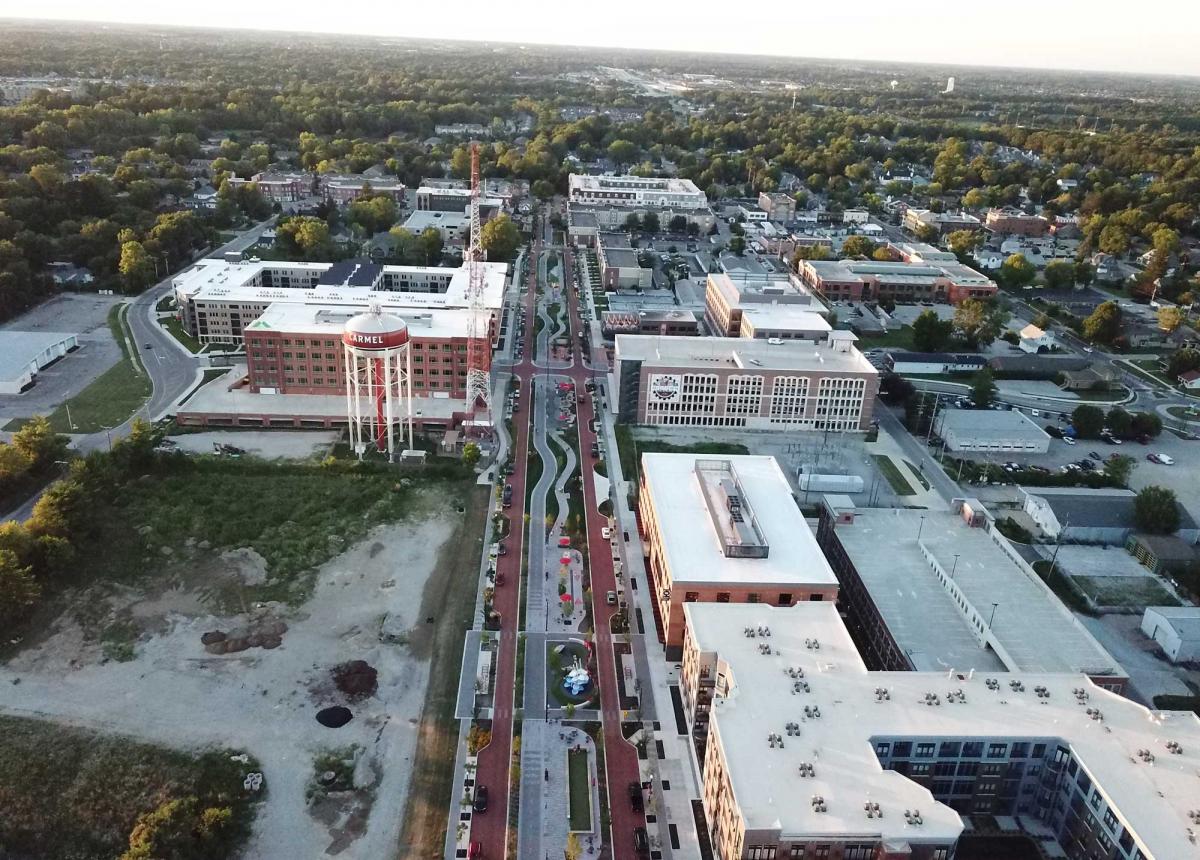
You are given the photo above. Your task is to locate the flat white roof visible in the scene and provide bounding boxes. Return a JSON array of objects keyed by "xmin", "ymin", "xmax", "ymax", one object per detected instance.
[
  {"xmin": 641, "ymin": 453, "xmax": 838, "ymax": 588},
  {"xmin": 245, "ymin": 302, "xmax": 473, "ymax": 339},
  {"xmin": 935, "ymin": 409, "xmax": 1050, "ymax": 443},
  {"xmin": 402, "ymin": 210, "xmax": 469, "ymax": 229},
  {"xmin": 829, "ymin": 508, "xmax": 1122, "ymax": 678},
  {"xmin": 739, "ymin": 305, "xmax": 832, "ymax": 334},
  {"xmin": 615, "ymin": 334, "xmax": 877, "ymax": 375},
  {"xmin": 686, "ymin": 601, "xmax": 1200, "ymax": 855},
  {"xmin": 0, "ymin": 331, "xmax": 77, "ymax": 380},
  {"xmin": 173, "ymin": 259, "xmax": 506, "ymax": 312}
]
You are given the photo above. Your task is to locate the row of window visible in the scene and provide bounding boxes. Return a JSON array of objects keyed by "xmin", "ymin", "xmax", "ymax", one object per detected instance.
[{"xmin": 876, "ymin": 740, "xmax": 1044, "ymax": 760}]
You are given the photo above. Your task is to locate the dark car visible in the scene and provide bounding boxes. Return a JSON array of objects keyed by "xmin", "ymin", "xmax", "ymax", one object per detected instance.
[
  {"xmin": 473, "ymin": 785, "xmax": 489, "ymax": 813},
  {"xmin": 628, "ymin": 782, "xmax": 644, "ymax": 812},
  {"xmin": 497, "ymin": 542, "xmax": 508, "ymax": 556},
  {"xmin": 633, "ymin": 826, "xmax": 650, "ymax": 857},
  {"xmin": 1089, "ymin": 451, "xmax": 1103, "ymax": 460}
]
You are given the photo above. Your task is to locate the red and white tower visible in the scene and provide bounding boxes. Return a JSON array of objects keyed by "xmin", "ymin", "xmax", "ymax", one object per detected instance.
[
  {"xmin": 343, "ymin": 303, "xmax": 414, "ymax": 460},
  {"xmin": 464, "ymin": 143, "xmax": 492, "ymax": 428}
]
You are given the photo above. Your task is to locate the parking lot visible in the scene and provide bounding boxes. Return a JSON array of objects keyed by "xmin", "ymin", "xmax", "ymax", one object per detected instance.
[{"xmin": 0, "ymin": 293, "xmax": 125, "ymax": 425}]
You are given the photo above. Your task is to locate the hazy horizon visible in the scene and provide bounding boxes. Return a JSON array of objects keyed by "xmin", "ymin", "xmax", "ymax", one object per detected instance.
[{"xmin": 4, "ymin": 1, "xmax": 1198, "ymax": 79}]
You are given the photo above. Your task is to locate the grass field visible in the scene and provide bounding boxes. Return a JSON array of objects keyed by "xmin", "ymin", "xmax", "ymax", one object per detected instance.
[
  {"xmin": 1072, "ymin": 574, "xmax": 1180, "ymax": 608},
  {"xmin": 567, "ymin": 748, "xmax": 592, "ymax": 831},
  {"xmin": 872, "ymin": 454, "xmax": 916, "ymax": 495},
  {"xmin": 5, "ymin": 304, "xmax": 151, "ymax": 433},
  {"xmin": 0, "ymin": 715, "xmax": 260, "ymax": 860},
  {"xmin": 614, "ymin": 424, "xmax": 749, "ymax": 487},
  {"xmin": 160, "ymin": 315, "xmax": 201, "ymax": 352},
  {"xmin": 854, "ymin": 326, "xmax": 914, "ymax": 350}
]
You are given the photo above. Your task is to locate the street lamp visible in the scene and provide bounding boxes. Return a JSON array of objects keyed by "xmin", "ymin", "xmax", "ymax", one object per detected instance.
[
  {"xmin": 988, "ymin": 602, "xmax": 1000, "ymax": 628},
  {"xmin": 916, "ymin": 515, "xmax": 926, "ymax": 542},
  {"xmin": 950, "ymin": 554, "xmax": 961, "ymax": 580}
]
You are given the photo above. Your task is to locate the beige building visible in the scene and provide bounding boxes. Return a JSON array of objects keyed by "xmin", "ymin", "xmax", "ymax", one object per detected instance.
[
  {"xmin": 614, "ymin": 334, "xmax": 878, "ymax": 431},
  {"xmin": 637, "ymin": 454, "xmax": 840, "ymax": 656},
  {"xmin": 704, "ymin": 272, "xmax": 821, "ymax": 338}
]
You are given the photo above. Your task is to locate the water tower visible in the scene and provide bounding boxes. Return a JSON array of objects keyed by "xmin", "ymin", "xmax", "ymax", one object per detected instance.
[{"xmin": 343, "ymin": 303, "xmax": 413, "ymax": 460}]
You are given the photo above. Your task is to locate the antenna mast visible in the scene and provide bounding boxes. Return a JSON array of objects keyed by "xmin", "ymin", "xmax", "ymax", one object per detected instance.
[{"xmin": 465, "ymin": 143, "xmax": 492, "ymax": 426}]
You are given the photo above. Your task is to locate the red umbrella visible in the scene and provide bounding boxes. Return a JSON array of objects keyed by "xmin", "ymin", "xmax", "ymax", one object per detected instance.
[
  {"xmin": 560, "ymin": 553, "xmax": 572, "ymax": 564},
  {"xmin": 559, "ymin": 593, "xmax": 573, "ymax": 604},
  {"xmin": 558, "ymin": 537, "xmax": 571, "ymax": 547}
]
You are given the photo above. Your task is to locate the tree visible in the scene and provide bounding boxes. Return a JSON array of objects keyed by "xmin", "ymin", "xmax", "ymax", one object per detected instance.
[
  {"xmin": 0, "ymin": 549, "xmax": 40, "ymax": 631},
  {"xmin": 872, "ymin": 247, "xmax": 893, "ymax": 262},
  {"xmin": 841, "ymin": 236, "xmax": 876, "ymax": 258},
  {"xmin": 999, "ymin": 253, "xmax": 1036, "ymax": 288},
  {"xmin": 1167, "ymin": 348, "xmax": 1200, "ymax": 379},
  {"xmin": 728, "ymin": 235, "xmax": 746, "ymax": 256},
  {"xmin": 953, "ymin": 299, "xmax": 1008, "ymax": 348},
  {"xmin": 1131, "ymin": 411, "xmax": 1163, "ymax": 439},
  {"xmin": 1074, "ymin": 261, "xmax": 1094, "ymax": 287},
  {"xmin": 1043, "ymin": 260, "xmax": 1076, "ymax": 290},
  {"xmin": 641, "ymin": 211, "xmax": 660, "ymax": 234},
  {"xmin": 1158, "ymin": 306, "xmax": 1185, "ymax": 332},
  {"xmin": 388, "ymin": 227, "xmax": 420, "ymax": 264},
  {"xmin": 792, "ymin": 244, "xmax": 829, "ymax": 263},
  {"xmin": 1103, "ymin": 455, "xmax": 1135, "ymax": 487},
  {"xmin": 531, "ymin": 179, "xmax": 555, "ymax": 200},
  {"xmin": 566, "ymin": 832, "xmax": 583, "ymax": 860},
  {"xmin": 118, "ymin": 240, "xmax": 155, "ymax": 292},
  {"xmin": 911, "ymin": 309, "xmax": 953, "ymax": 352},
  {"xmin": 668, "ymin": 214, "xmax": 688, "ymax": 234},
  {"xmin": 276, "ymin": 216, "xmax": 333, "ymax": 260},
  {"xmin": 345, "ymin": 194, "xmax": 396, "ymax": 236},
  {"xmin": 1098, "ymin": 223, "xmax": 1130, "ymax": 256},
  {"xmin": 607, "ymin": 140, "xmax": 639, "ymax": 168},
  {"xmin": 416, "ymin": 227, "xmax": 444, "ymax": 265},
  {"xmin": 971, "ymin": 369, "xmax": 996, "ymax": 408},
  {"xmin": 1082, "ymin": 301, "xmax": 1122, "ymax": 344},
  {"xmin": 1134, "ymin": 486, "xmax": 1181, "ymax": 535},
  {"xmin": 462, "ymin": 442, "xmax": 481, "ymax": 468},
  {"xmin": 12, "ymin": 415, "xmax": 67, "ymax": 467},
  {"xmin": 914, "ymin": 223, "xmax": 938, "ymax": 243},
  {"xmin": 1070, "ymin": 404, "xmax": 1105, "ymax": 439},
  {"xmin": 1105, "ymin": 407, "xmax": 1132, "ymax": 439},
  {"xmin": 623, "ymin": 213, "xmax": 641, "ymax": 232},
  {"xmin": 481, "ymin": 215, "xmax": 520, "ymax": 262}
]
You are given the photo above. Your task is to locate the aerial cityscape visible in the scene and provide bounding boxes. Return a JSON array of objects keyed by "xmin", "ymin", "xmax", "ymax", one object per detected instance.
[{"xmin": 4, "ymin": 13, "xmax": 1200, "ymax": 860}]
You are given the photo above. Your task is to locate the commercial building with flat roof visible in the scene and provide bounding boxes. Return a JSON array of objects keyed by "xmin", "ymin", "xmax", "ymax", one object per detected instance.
[
  {"xmin": 319, "ymin": 174, "xmax": 406, "ymax": 205},
  {"xmin": 0, "ymin": 331, "xmax": 79, "ymax": 394},
  {"xmin": 886, "ymin": 241, "xmax": 958, "ymax": 264},
  {"xmin": 568, "ymin": 174, "xmax": 708, "ymax": 210},
  {"xmin": 903, "ymin": 208, "xmax": 981, "ymax": 237},
  {"xmin": 816, "ymin": 500, "xmax": 1126, "ymax": 691},
  {"xmin": 682, "ymin": 601, "xmax": 1199, "ymax": 860},
  {"xmin": 703, "ymin": 272, "xmax": 819, "ymax": 338},
  {"xmin": 757, "ymin": 191, "xmax": 796, "ymax": 221},
  {"xmin": 401, "ymin": 209, "xmax": 469, "ymax": 242},
  {"xmin": 600, "ymin": 309, "xmax": 699, "ymax": 337},
  {"xmin": 798, "ymin": 259, "xmax": 996, "ymax": 304},
  {"xmin": 985, "ymin": 207, "xmax": 1048, "ymax": 237},
  {"xmin": 1020, "ymin": 487, "xmax": 1200, "ymax": 545},
  {"xmin": 638, "ymin": 454, "xmax": 839, "ymax": 655},
  {"xmin": 614, "ymin": 333, "xmax": 878, "ymax": 431},
  {"xmin": 932, "ymin": 409, "xmax": 1051, "ymax": 453},
  {"xmin": 597, "ymin": 233, "xmax": 651, "ymax": 290},
  {"xmin": 226, "ymin": 171, "xmax": 313, "ymax": 203}
]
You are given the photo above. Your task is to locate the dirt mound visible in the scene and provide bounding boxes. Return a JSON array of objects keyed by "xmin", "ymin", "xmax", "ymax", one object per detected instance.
[
  {"xmin": 201, "ymin": 617, "xmax": 289, "ymax": 654},
  {"xmin": 332, "ymin": 660, "xmax": 378, "ymax": 700}
]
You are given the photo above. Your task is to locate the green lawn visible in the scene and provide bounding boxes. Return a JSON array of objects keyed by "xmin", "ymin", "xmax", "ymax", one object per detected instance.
[
  {"xmin": 854, "ymin": 327, "xmax": 914, "ymax": 350},
  {"xmin": 614, "ymin": 424, "xmax": 749, "ymax": 487},
  {"xmin": 160, "ymin": 315, "xmax": 201, "ymax": 352},
  {"xmin": 871, "ymin": 454, "xmax": 916, "ymax": 496},
  {"xmin": 904, "ymin": 460, "xmax": 931, "ymax": 490},
  {"xmin": 567, "ymin": 748, "xmax": 592, "ymax": 832},
  {"xmin": 1072, "ymin": 574, "xmax": 1180, "ymax": 608},
  {"xmin": 4, "ymin": 304, "xmax": 151, "ymax": 433},
  {"xmin": 0, "ymin": 715, "xmax": 260, "ymax": 860}
]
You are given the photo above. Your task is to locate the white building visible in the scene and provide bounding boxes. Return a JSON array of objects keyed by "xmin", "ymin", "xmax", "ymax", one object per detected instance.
[
  {"xmin": 842, "ymin": 208, "xmax": 870, "ymax": 224},
  {"xmin": 0, "ymin": 331, "xmax": 80, "ymax": 394},
  {"xmin": 401, "ymin": 209, "xmax": 468, "ymax": 242},
  {"xmin": 1018, "ymin": 323, "xmax": 1055, "ymax": 353},
  {"xmin": 933, "ymin": 409, "xmax": 1051, "ymax": 453},
  {"xmin": 567, "ymin": 174, "xmax": 708, "ymax": 210},
  {"xmin": 1140, "ymin": 606, "xmax": 1200, "ymax": 663}
]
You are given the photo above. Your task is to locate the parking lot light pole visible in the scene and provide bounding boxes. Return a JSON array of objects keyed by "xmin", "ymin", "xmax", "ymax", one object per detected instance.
[{"xmin": 988, "ymin": 602, "xmax": 1000, "ymax": 629}]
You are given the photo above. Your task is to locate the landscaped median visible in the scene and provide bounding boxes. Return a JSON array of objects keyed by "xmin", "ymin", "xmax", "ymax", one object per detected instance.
[
  {"xmin": 567, "ymin": 747, "xmax": 592, "ymax": 831},
  {"xmin": 871, "ymin": 454, "xmax": 916, "ymax": 496}
]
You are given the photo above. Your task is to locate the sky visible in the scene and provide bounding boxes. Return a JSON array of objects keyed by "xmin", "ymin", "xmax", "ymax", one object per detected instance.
[{"xmin": 6, "ymin": 1, "xmax": 1200, "ymax": 78}]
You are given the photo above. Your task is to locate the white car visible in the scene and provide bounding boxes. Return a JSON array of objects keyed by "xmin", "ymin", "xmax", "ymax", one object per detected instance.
[
  {"xmin": 601, "ymin": 526, "xmax": 612, "ymax": 539},
  {"xmin": 1157, "ymin": 454, "xmax": 1175, "ymax": 465},
  {"xmin": 1063, "ymin": 436, "xmax": 1076, "ymax": 446}
]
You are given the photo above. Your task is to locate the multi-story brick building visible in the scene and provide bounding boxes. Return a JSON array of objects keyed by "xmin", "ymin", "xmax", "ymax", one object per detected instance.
[
  {"xmin": 703, "ymin": 272, "xmax": 821, "ymax": 338},
  {"xmin": 985, "ymin": 207, "xmax": 1049, "ymax": 237},
  {"xmin": 614, "ymin": 333, "xmax": 878, "ymax": 431},
  {"xmin": 797, "ymin": 259, "xmax": 997, "ymax": 304},
  {"xmin": 568, "ymin": 174, "xmax": 708, "ymax": 210},
  {"xmin": 903, "ymin": 208, "xmax": 981, "ymax": 237},
  {"xmin": 681, "ymin": 600, "xmax": 1199, "ymax": 860},
  {"xmin": 319, "ymin": 174, "xmax": 406, "ymax": 206},
  {"xmin": 757, "ymin": 191, "xmax": 796, "ymax": 222},
  {"xmin": 637, "ymin": 454, "xmax": 840, "ymax": 657},
  {"xmin": 226, "ymin": 171, "xmax": 314, "ymax": 203}
]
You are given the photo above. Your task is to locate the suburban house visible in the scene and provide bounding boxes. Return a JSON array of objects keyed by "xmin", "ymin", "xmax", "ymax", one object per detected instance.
[{"xmin": 1018, "ymin": 324, "xmax": 1055, "ymax": 353}]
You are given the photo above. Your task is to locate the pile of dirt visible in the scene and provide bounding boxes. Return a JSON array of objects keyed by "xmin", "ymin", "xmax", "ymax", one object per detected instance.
[
  {"xmin": 201, "ymin": 618, "xmax": 288, "ymax": 654},
  {"xmin": 332, "ymin": 660, "xmax": 378, "ymax": 700}
]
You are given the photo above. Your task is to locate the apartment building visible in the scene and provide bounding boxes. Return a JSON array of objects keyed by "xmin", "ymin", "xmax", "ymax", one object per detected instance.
[
  {"xmin": 757, "ymin": 191, "xmax": 796, "ymax": 222},
  {"xmin": 319, "ymin": 174, "xmax": 406, "ymax": 206},
  {"xmin": 416, "ymin": 185, "xmax": 473, "ymax": 212},
  {"xmin": 637, "ymin": 454, "xmax": 840, "ymax": 656},
  {"xmin": 985, "ymin": 207, "xmax": 1049, "ymax": 237},
  {"xmin": 597, "ymin": 233, "xmax": 651, "ymax": 290},
  {"xmin": 600, "ymin": 309, "xmax": 699, "ymax": 337},
  {"xmin": 797, "ymin": 259, "xmax": 997, "ymax": 304},
  {"xmin": 226, "ymin": 171, "xmax": 314, "ymax": 203},
  {"xmin": 614, "ymin": 334, "xmax": 878, "ymax": 431},
  {"xmin": 681, "ymin": 601, "xmax": 1198, "ymax": 860},
  {"xmin": 568, "ymin": 174, "xmax": 708, "ymax": 210},
  {"xmin": 903, "ymin": 208, "xmax": 981, "ymax": 237},
  {"xmin": 815, "ymin": 499, "xmax": 1126, "ymax": 692}
]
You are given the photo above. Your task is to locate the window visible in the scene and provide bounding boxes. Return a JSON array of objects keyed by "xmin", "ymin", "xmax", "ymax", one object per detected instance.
[
  {"xmin": 875, "ymin": 742, "xmax": 890, "ymax": 757},
  {"xmin": 1032, "ymin": 744, "xmax": 1046, "ymax": 758},
  {"xmin": 1010, "ymin": 742, "xmax": 1030, "ymax": 759},
  {"xmin": 957, "ymin": 762, "xmax": 978, "ymax": 777},
  {"xmin": 746, "ymin": 848, "xmax": 775, "ymax": 860},
  {"xmin": 988, "ymin": 743, "xmax": 1008, "ymax": 758},
  {"xmin": 916, "ymin": 743, "xmax": 935, "ymax": 758},
  {"xmin": 939, "ymin": 742, "xmax": 961, "ymax": 758},
  {"xmin": 716, "ymin": 593, "xmax": 730, "ymax": 603},
  {"xmin": 1103, "ymin": 808, "xmax": 1118, "ymax": 832},
  {"xmin": 788, "ymin": 846, "xmax": 804, "ymax": 859},
  {"xmin": 962, "ymin": 742, "xmax": 984, "ymax": 758},
  {"xmin": 932, "ymin": 780, "xmax": 953, "ymax": 795},
  {"xmin": 684, "ymin": 592, "xmax": 699, "ymax": 602},
  {"xmin": 845, "ymin": 846, "xmax": 871, "ymax": 860},
  {"xmin": 892, "ymin": 741, "xmax": 912, "ymax": 758},
  {"xmin": 952, "ymin": 780, "xmax": 974, "ymax": 795},
  {"xmin": 747, "ymin": 593, "xmax": 760, "ymax": 603},
  {"xmin": 910, "ymin": 763, "xmax": 931, "ymax": 776}
]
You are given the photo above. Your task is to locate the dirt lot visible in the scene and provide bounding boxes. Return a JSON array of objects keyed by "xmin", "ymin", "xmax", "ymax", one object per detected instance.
[
  {"xmin": 166, "ymin": 430, "xmax": 339, "ymax": 459},
  {"xmin": 0, "ymin": 497, "xmax": 460, "ymax": 859}
]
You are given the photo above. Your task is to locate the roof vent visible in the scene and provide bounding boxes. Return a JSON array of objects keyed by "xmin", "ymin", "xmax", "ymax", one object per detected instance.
[
  {"xmin": 803, "ymin": 705, "xmax": 822, "ymax": 719},
  {"xmin": 875, "ymin": 687, "xmax": 891, "ymax": 702},
  {"xmin": 758, "ymin": 643, "xmax": 772, "ymax": 656},
  {"xmin": 811, "ymin": 795, "xmax": 827, "ymax": 813},
  {"xmin": 1136, "ymin": 748, "xmax": 1156, "ymax": 764},
  {"xmin": 792, "ymin": 680, "xmax": 811, "ymax": 694},
  {"xmin": 904, "ymin": 810, "xmax": 923, "ymax": 826},
  {"xmin": 785, "ymin": 666, "xmax": 805, "ymax": 679},
  {"xmin": 1034, "ymin": 686, "xmax": 1051, "ymax": 699},
  {"xmin": 805, "ymin": 638, "xmax": 821, "ymax": 651},
  {"xmin": 947, "ymin": 689, "xmax": 967, "ymax": 704},
  {"xmin": 767, "ymin": 732, "xmax": 785, "ymax": 749},
  {"xmin": 798, "ymin": 762, "xmax": 816, "ymax": 778},
  {"xmin": 1166, "ymin": 740, "xmax": 1184, "ymax": 755},
  {"xmin": 785, "ymin": 721, "xmax": 801, "ymax": 736},
  {"xmin": 1085, "ymin": 708, "xmax": 1104, "ymax": 722},
  {"xmin": 923, "ymin": 693, "xmax": 941, "ymax": 707},
  {"xmin": 1008, "ymin": 680, "xmax": 1025, "ymax": 692},
  {"xmin": 864, "ymin": 801, "xmax": 882, "ymax": 819}
]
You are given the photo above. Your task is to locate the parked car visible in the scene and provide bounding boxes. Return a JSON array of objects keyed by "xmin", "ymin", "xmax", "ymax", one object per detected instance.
[
  {"xmin": 601, "ymin": 526, "xmax": 612, "ymax": 539},
  {"xmin": 497, "ymin": 542, "xmax": 508, "ymax": 556},
  {"xmin": 606, "ymin": 590, "xmax": 617, "ymax": 606},
  {"xmin": 1089, "ymin": 451, "xmax": 1103, "ymax": 460},
  {"xmin": 469, "ymin": 841, "xmax": 483, "ymax": 859},
  {"xmin": 1063, "ymin": 436, "xmax": 1076, "ymax": 446},
  {"xmin": 473, "ymin": 785, "xmax": 489, "ymax": 813},
  {"xmin": 634, "ymin": 827, "xmax": 650, "ymax": 857}
]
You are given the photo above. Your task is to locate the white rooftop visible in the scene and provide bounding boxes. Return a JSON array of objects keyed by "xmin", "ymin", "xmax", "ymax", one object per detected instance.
[
  {"xmin": 173, "ymin": 258, "xmax": 506, "ymax": 312},
  {"xmin": 615, "ymin": 334, "xmax": 876, "ymax": 375},
  {"xmin": 0, "ymin": 331, "xmax": 77, "ymax": 381},
  {"xmin": 245, "ymin": 303, "xmax": 473, "ymax": 339},
  {"xmin": 640, "ymin": 453, "xmax": 838, "ymax": 588},
  {"xmin": 687, "ymin": 601, "xmax": 1200, "ymax": 856},
  {"xmin": 739, "ymin": 305, "xmax": 832, "ymax": 335},
  {"xmin": 402, "ymin": 210, "xmax": 469, "ymax": 229},
  {"xmin": 829, "ymin": 508, "xmax": 1122, "ymax": 678}
]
